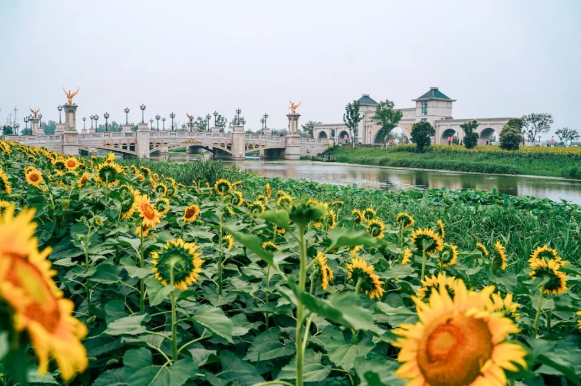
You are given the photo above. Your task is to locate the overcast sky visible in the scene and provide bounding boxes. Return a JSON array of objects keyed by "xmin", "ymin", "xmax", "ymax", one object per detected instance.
[{"xmin": 1, "ymin": 0, "xmax": 579, "ymax": 135}]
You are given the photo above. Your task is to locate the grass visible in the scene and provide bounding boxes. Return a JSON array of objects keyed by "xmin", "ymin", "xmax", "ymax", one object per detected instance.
[{"xmin": 325, "ymin": 145, "xmax": 581, "ymax": 178}]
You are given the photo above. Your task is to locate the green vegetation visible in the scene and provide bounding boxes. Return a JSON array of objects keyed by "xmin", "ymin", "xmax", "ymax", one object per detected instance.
[
  {"xmin": 324, "ymin": 145, "xmax": 581, "ymax": 178},
  {"xmin": 410, "ymin": 121, "xmax": 435, "ymax": 152}
]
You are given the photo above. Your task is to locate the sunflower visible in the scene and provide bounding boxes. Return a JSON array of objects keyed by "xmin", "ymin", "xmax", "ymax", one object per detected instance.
[
  {"xmin": 396, "ymin": 212, "xmax": 414, "ymax": 228},
  {"xmin": 135, "ymin": 224, "xmax": 151, "ymax": 238},
  {"xmin": 274, "ymin": 225, "xmax": 286, "ymax": 234},
  {"xmin": 529, "ymin": 257, "xmax": 567, "ymax": 295},
  {"xmin": 222, "ymin": 234, "xmax": 234, "ymax": 250},
  {"xmin": 437, "ymin": 243, "xmax": 458, "ymax": 268},
  {"xmin": 410, "ymin": 228, "xmax": 444, "ymax": 254},
  {"xmin": 135, "ymin": 194, "xmax": 161, "ymax": 228},
  {"xmin": 350, "ymin": 245, "xmax": 361, "ymax": 255},
  {"xmin": 139, "ymin": 166, "xmax": 151, "ymax": 177},
  {"xmin": 121, "ymin": 192, "xmax": 138, "ymax": 219},
  {"xmin": 25, "ymin": 169, "xmax": 44, "ymax": 188},
  {"xmin": 257, "ymin": 194, "xmax": 269, "ymax": 204},
  {"xmin": 491, "ymin": 241, "xmax": 508, "ymax": 271},
  {"xmin": 248, "ymin": 200, "xmax": 266, "ymax": 215},
  {"xmin": 0, "ymin": 206, "xmax": 88, "ymax": 381},
  {"xmin": 151, "ymin": 238, "xmax": 204, "ymax": 290},
  {"xmin": 153, "ymin": 197, "xmax": 170, "ymax": 216},
  {"xmin": 232, "ymin": 191, "xmax": 245, "ymax": 206},
  {"xmin": 366, "ymin": 218, "xmax": 385, "ymax": 239},
  {"xmin": 106, "ymin": 152, "xmax": 115, "ymax": 162},
  {"xmin": 183, "ymin": 205, "xmax": 200, "ymax": 222},
  {"xmin": 154, "ymin": 182, "xmax": 168, "ymax": 196},
  {"xmin": 417, "ymin": 272, "xmax": 460, "ymax": 299},
  {"xmin": 77, "ymin": 172, "xmax": 91, "ymax": 188},
  {"xmin": 436, "ymin": 219, "xmax": 445, "ymax": 240},
  {"xmin": 577, "ymin": 311, "xmax": 581, "ymax": 330},
  {"xmin": 346, "ymin": 256, "xmax": 384, "ymax": 300},
  {"xmin": 51, "ymin": 158, "xmax": 66, "ymax": 170},
  {"xmin": 352, "ymin": 209, "xmax": 364, "ymax": 225},
  {"xmin": 486, "ymin": 292, "xmax": 520, "ymax": 321},
  {"xmin": 0, "ymin": 200, "xmax": 9, "ymax": 213},
  {"xmin": 476, "ymin": 242, "xmax": 489, "ymax": 256},
  {"xmin": 232, "ymin": 180, "xmax": 242, "ymax": 188},
  {"xmin": 0, "ymin": 169, "xmax": 12, "ymax": 195},
  {"xmin": 401, "ymin": 248, "xmax": 412, "ymax": 265},
  {"xmin": 362, "ymin": 208, "xmax": 376, "ymax": 221},
  {"xmin": 64, "ymin": 157, "xmax": 80, "ymax": 170},
  {"xmin": 95, "ymin": 162, "xmax": 122, "ymax": 186},
  {"xmin": 276, "ymin": 190, "xmax": 288, "ymax": 198},
  {"xmin": 153, "ymin": 173, "xmax": 159, "ymax": 181},
  {"xmin": 166, "ymin": 183, "xmax": 177, "ymax": 198},
  {"xmin": 325, "ymin": 210, "xmax": 337, "ymax": 229},
  {"xmin": 331, "ymin": 200, "xmax": 344, "ymax": 207},
  {"xmin": 262, "ymin": 241, "xmax": 280, "ymax": 252},
  {"xmin": 277, "ymin": 194, "xmax": 293, "ymax": 209},
  {"xmin": 214, "ymin": 178, "xmax": 232, "ymax": 195},
  {"xmin": 393, "ymin": 281, "xmax": 527, "ymax": 386},
  {"xmin": 316, "ymin": 252, "xmax": 334, "ymax": 291},
  {"xmin": 529, "ymin": 245, "xmax": 564, "ymax": 264},
  {"xmin": 265, "ymin": 183, "xmax": 271, "ymax": 199}
]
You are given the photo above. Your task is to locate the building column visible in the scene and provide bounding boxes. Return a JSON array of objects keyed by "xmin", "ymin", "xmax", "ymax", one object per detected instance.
[
  {"xmin": 285, "ymin": 114, "xmax": 301, "ymax": 160},
  {"xmin": 230, "ymin": 125, "xmax": 245, "ymax": 160},
  {"xmin": 62, "ymin": 104, "xmax": 79, "ymax": 155},
  {"xmin": 31, "ymin": 118, "xmax": 42, "ymax": 135},
  {"xmin": 135, "ymin": 123, "xmax": 150, "ymax": 158}
]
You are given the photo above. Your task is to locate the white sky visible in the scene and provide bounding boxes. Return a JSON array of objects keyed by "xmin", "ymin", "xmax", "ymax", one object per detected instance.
[{"xmin": 0, "ymin": 0, "xmax": 579, "ymax": 136}]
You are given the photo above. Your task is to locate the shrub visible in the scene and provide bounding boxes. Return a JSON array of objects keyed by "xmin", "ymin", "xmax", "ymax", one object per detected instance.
[
  {"xmin": 411, "ymin": 121, "xmax": 435, "ymax": 153},
  {"xmin": 499, "ymin": 124, "xmax": 523, "ymax": 151}
]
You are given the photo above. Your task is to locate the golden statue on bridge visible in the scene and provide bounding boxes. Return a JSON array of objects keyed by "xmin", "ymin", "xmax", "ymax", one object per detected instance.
[
  {"xmin": 289, "ymin": 100, "xmax": 301, "ymax": 114},
  {"xmin": 63, "ymin": 87, "xmax": 80, "ymax": 105},
  {"xmin": 30, "ymin": 108, "xmax": 40, "ymax": 118}
]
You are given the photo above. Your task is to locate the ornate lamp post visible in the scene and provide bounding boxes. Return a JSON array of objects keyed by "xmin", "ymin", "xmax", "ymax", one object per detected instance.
[
  {"xmin": 261, "ymin": 118, "xmax": 265, "ymax": 130},
  {"xmin": 235, "ymin": 108, "xmax": 241, "ymax": 125},
  {"xmin": 90, "ymin": 115, "xmax": 94, "ymax": 129},
  {"xmin": 124, "ymin": 107, "xmax": 130, "ymax": 125},
  {"xmin": 57, "ymin": 105, "xmax": 63, "ymax": 123},
  {"xmin": 162, "ymin": 117, "xmax": 166, "ymax": 130},
  {"xmin": 241, "ymin": 117, "xmax": 246, "ymax": 126},
  {"xmin": 155, "ymin": 115, "xmax": 160, "ymax": 130},
  {"xmin": 140, "ymin": 104, "xmax": 146, "ymax": 123},
  {"xmin": 83, "ymin": 117, "xmax": 86, "ymax": 130},
  {"xmin": 150, "ymin": 119, "xmax": 154, "ymax": 130},
  {"xmin": 206, "ymin": 114, "xmax": 211, "ymax": 131},
  {"xmin": 38, "ymin": 114, "xmax": 43, "ymax": 127},
  {"xmin": 95, "ymin": 115, "xmax": 99, "ymax": 131},
  {"xmin": 213, "ymin": 111, "xmax": 218, "ymax": 126},
  {"xmin": 188, "ymin": 115, "xmax": 194, "ymax": 131},
  {"xmin": 24, "ymin": 116, "xmax": 28, "ymax": 133},
  {"xmin": 263, "ymin": 113, "xmax": 268, "ymax": 128},
  {"xmin": 170, "ymin": 112, "xmax": 175, "ymax": 131},
  {"xmin": 104, "ymin": 112, "xmax": 110, "ymax": 132}
]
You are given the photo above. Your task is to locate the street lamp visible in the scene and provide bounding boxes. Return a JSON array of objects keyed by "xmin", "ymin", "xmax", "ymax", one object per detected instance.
[
  {"xmin": 150, "ymin": 119, "xmax": 154, "ymax": 130},
  {"xmin": 104, "ymin": 112, "xmax": 110, "ymax": 132},
  {"xmin": 213, "ymin": 111, "xmax": 218, "ymax": 126},
  {"xmin": 57, "ymin": 105, "xmax": 63, "ymax": 123},
  {"xmin": 162, "ymin": 117, "xmax": 166, "ymax": 130},
  {"xmin": 155, "ymin": 115, "xmax": 160, "ymax": 130},
  {"xmin": 241, "ymin": 117, "xmax": 246, "ymax": 126},
  {"xmin": 170, "ymin": 112, "xmax": 175, "ymax": 131},
  {"xmin": 95, "ymin": 115, "xmax": 99, "ymax": 131},
  {"xmin": 83, "ymin": 117, "xmax": 86, "ymax": 130},
  {"xmin": 124, "ymin": 107, "xmax": 130, "ymax": 125},
  {"xmin": 206, "ymin": 114, "xmax": 211, "ymax": 131},
  {"xmin": 140, "ymin": 104, "xmax": 146, "ymax": 123},
  {"xmin": 24, "ymin": 116, "xmax": 28, "ymax": 133},
  {"xmin": 261, "ymin": 118, "xmax": 265, "ymax": 130},
  {"xmin": 236, "ymin": 108, "xmax": 241, "ymax": 125},
  {"xmin": 263, "ymin": 113, "xmax": 268, "ymax": 128},
  {"xmin": 38, "ymin": 114, "xmax": 43, "ymax": 127}
]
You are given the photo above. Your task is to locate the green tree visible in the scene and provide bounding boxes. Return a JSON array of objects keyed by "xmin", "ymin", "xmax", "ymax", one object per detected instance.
[
  {"xmin": 370, "ymin": 99, "xmax": 403, "ymax": 148},
  {"xmin": 343, "ymin": 101, "xmax": 362, "ymax": 147},
  {"xmin": 215, "ymin": 114, "xmax": 227, "ymax": 132},
  {"xmin": 459, "ymin": 120, "xmax": 479, "ymax": 149},
  {"xmin": 499, "ymin": 123, "xmax": 523, "ymax": 150},
  {"xmin": 410, "ymin": 121, "xmax": 435, "ymax": 152},
  {"xmin": 2, "ymin": 125, "xmax": 13, "ymax": 135},
  {"xmin": 194, "ymin": 117, "xmax": 207, "ymax": 132},
  {"xmin": 522, "ymin": 113, "xmax": 553, "ymax": 143},
  {"xmin": 42, "ymin": 120, "xmax": 57, "ymax": 135},
  {"xmin": 555, "ymin": 127, "xmax": 580, "ymax": 144},
  {"xmin": 300, "ymin": 120, "xmax": 321, "ymax": 138}
]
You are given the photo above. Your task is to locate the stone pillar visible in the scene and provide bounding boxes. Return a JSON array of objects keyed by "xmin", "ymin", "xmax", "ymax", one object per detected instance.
[
  {"xmin": 285, "ymin": 114, "xmax": 301, "ymax": 160},
  {"xmin": 187, "ymin": 122, "xmax": 194, "ymax": 132},
  {"xmin": 63, "ymin": 104, "xmax": 78, "ymax": 132},
  {"xmin": 55, "ymin": 123, "xmax": 65, "ymax": 135},
  {"xmin": 62, "ymin": 105, "xmax": 79, "ymax": 155},
  {"xmin": 135, "ymin": 123, "xmax": 151, "ymax": 158},
  {"xmin": 122, "ymin": 124, "xmax": 133, "ymax": 133},
  {"xmin": 230, "ymin": 125, "xmax": 245, "ymax": 160},
  {"xmin": 263, "ymin": 127, "xmax": 271, "ymax": 137},
  {"xmin": 31, "ymin": 118, "xmax": 42, "ymax": 135}
]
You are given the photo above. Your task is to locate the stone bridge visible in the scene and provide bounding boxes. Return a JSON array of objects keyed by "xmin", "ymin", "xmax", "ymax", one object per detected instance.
[{"xmin": 5, "ymin": 104, "xmax": 328, "ymax": 160}]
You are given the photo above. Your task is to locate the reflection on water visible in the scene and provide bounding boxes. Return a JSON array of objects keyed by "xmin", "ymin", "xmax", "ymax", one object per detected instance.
[{"xmin": 161, "ymin": 155, "xmax": 581, "ymax": 204}]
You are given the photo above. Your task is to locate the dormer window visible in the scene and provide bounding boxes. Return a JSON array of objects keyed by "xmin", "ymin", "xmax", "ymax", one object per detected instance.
[{"xmin": 422, "ymin": 101, "xmax": 428, "ymax": 115}]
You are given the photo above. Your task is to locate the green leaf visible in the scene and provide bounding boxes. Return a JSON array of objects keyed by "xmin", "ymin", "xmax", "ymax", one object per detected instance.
[
  {"xmin": 91, "ymin": 368, "xmax": 127, "ymax": 386},
  {"xmin": 145, "ymin": 277, "xmax": 165, "ymax": 305},
  {"xmin": 353, "ymin": 356, "xmax": 405, "ymax": 386},
  {"xmin": 380, "ymin": 265, "xmax": 414, "ymax": 280},
  {"xmin": 168, "ymin": 359, "xmax": 195, "ymax": 386},
  {"xmin": 27, "ymin": 368, "xmax": 58, "ymax": 384},
  {"xmin": 318, "ymin": 327, "xmax": 374, "ymax": 370},
  {"xmin": 116, "ymin": 236, "xmax": 142, "ymax": 255},
  {"xmin": 105, "ymin": 314, "xmax": 147, "ymax": 336},
  {"xmin": 325, "ymin": 228, "xmax": 381, "ymax": 252},
  {"xmin": 128, "ymin": 366, "xmax": 170, "ymax": 386},
  {"xmin": 278, "ymin": 349, "xmax": 331, "ymax": 382},
  {"xmin": 244, "ymin": 327, "xmax": 295, "ymax": 362},
  {"xmin": 211, "ymin": 351, "xmax": 264, "ymax": 386},
  {"xmin": 190, "ymin": 305, "xmax": 233, "ymax": 343},
  {"xmin": 150, "ymin": 285, "xmax": 173, "ymax": 307},
  {"xmin": 90, "ymin": 263, "xmax": 122, "ymax": 284},
  {"xmin": 121, "ymin": 257, "xmax": 151, "ymax": 279},
  {"xmin": 257, "ymin": 209, "xmax": 290, "ymax": 229},
  {"xmin": 225, "ymin": 227, "xmax": 275, "ymax": 268},
  {"xmin": 375, "ymin": 302, "xmax": 418, "ymax": 327},
  {"xmin": 0, "ymin": 331, "xmax": 8, "ymax": 361},
  {"xmin": 536, "ymin": 354, "xmax": 580, "ymax": 386},
  {"xmin": 52, "ymin": 257, "xmax": 77, "ymax": 267},
  {"xmin": 104, "ymin": 299, "xmax": 129, "ymax": 323},
  {"xmin": 124, "ymin": 347, "xmax": 152, "ymax": 378}
]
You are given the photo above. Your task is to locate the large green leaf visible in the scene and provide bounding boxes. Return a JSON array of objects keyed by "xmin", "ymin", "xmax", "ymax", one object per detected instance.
[
  {"xmin": 209, "ymin": 351, "xmax": 264, "ymax": 386},
  {"xmin": 353, "ymin": 356, "xmax": 405, "ymax": 386},
  {"xmin": 124, "ymin": 348, "xmax": 170, "ymax": 386},
  {"xmin": 244, "ymin": 327, "xmax": 295, "ymax": 362},
  {"xmin": 168, "ymin": 359, "xmax": 195, "ymax": 386},
  {"xmin": 91, "ymin": 368, "xmax": 127, "ymax": 386},
  {"xmin": 277, "ymin": 349, "xmax": 331, "ymax": 382},
  {"xmin": 190, "ymin": 305, "xmax": 233, "ymax": 343},
  {"xmin": 105, "ymin": 314, "xmax": 147, "ymax": 336},
  {"xmin": 257, "ymin": 209, "xmax": 290, "ymax": 229},
  {"xmin": 536, "ymin": 354, "xmax": 580, "ymax": 385},
  {"xmin": 150, "ymin": 286, "xmax": 173, "ymax": 307},
  {"xmin": 325, "ymin": 228, "xmax": 381, "ymax": 252},
  {"xmin": 375, "ymin": 302, "xmax": 418, "ymax": 327},
  {"xmin": 27, "ymin": 368, "xmax": 58, "ymax": 384},
  {"xmin": 124, "ymin": 348, "xmax": 152, "ymax": 377},
  {"xmin": 318, "ymin": 327, "xmax": 374, "ymax": 370},
  {"xmin": 225, "ymin": 227, "xmax": 275, "ymax": 268}
]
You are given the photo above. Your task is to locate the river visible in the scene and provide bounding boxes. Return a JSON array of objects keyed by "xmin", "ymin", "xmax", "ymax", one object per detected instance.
[{"xmin": 155, "ymin": 154, "xmax": 581, "ymax": 205}]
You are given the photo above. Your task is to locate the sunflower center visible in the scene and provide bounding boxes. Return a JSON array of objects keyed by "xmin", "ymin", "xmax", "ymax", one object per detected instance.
[
  {"xmin": 30, "ymin": 174, "xmax": 39, "ymax": 182},
  {"xmin": 141, "ymin": 202, "xmax": 156, "ymax": 220},
  {"xmin": 185, "ymin": 207, "xmax": 197, "ymax": 218},
  {"xmin": 417, "ymin": 313, "xmax": 492, "ymax": 386}
]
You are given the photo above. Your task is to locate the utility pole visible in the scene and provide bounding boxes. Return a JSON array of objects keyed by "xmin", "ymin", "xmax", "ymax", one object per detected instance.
[{"xmin": 12, "ymin": 107, "xmax": 18, "ymax": 127}]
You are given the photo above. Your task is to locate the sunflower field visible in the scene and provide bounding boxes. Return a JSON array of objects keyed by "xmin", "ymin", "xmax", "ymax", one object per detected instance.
[{"xmin": 0, "ymin": 140, "xmax": 580, "ymax": 386}]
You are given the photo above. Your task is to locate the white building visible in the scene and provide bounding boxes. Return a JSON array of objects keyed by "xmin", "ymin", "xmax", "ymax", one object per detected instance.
[{"xmin": 313, "ymin": 87, "xmax": 510, "ymax": 145}]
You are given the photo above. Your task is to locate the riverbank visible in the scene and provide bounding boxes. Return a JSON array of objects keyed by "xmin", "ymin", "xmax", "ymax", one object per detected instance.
[{"xmin": 323, "ymin": 145, "xmax": 581, "ymax": 179}]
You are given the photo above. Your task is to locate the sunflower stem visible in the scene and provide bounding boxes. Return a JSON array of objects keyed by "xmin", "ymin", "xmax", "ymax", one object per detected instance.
[
  {"xmin": 398, "ymin": 223, "xmax": 403, "ymax": 248},
  {"xmin": 355, "ymin": 277, "xmax": 363, "ymax": 296},
  {"xmin": 170, "ymin": 262, "xmax": 178, "ymax": 362},
  {"xmin": 139, "ymin": 230, "xmax": 145, "ymax": 312},
  {"xmin": 546, "ymin": 294, "xmax": 552, "ymax": 331},
  {"xmin": 533, "ymin": 286, "xmax": 544, "ymax": 338},
  {"xmin": 309, "ymin": 271, "xmax": 316, "ymax": 295},
  {"xmin": 217, "ymin": 195, "xmax": 225, "ymax": 297},
  {"xmin": 295, "ymin": 224, "xmax": 308, "ymax": 386},
  {"xmin": 264, "ymin": 265, "xmax": 271, "ymax": 327},
  {"xmin": 420, "ymin": 250, "xmax": 426, "ymax": 280}
]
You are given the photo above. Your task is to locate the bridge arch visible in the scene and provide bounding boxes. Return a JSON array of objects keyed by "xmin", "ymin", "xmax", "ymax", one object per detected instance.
[
  {"xmin": 318, "ymin": 131, "xmax": 328, "ymax": 139},
  {"xmin": 478, "ymin": 127, "xmax": 497, "ymax": 145},
  {"xmin": 337, "ymin": 130, "xmax": 350, "ymax": 144}
]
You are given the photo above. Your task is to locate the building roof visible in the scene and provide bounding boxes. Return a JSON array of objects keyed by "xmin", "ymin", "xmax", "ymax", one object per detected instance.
[
  {"xmin": 413, "ymin": 87, "xmax": 455, "ymax": 101},
  {"xmin": 357, "ymin": 94, "xmax": 378, "ymax": 106}
]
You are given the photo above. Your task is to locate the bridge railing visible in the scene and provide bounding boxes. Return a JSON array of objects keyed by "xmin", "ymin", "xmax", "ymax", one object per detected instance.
[
  {"xmin": 5, "ymin": 135, "xmax": 61, "ymax": 143},
  {"xmin": 79, "ymin": 132, "xmax": 136, "ymax": 140}
]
